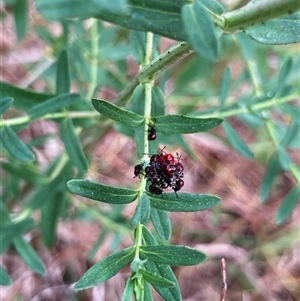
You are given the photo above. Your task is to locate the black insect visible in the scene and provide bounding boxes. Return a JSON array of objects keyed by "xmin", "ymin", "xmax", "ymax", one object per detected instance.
[
  {"xmin": 133, "ymin": 163, "xmax": 144, "ymax": 178},
  {"xmin": 148, "ymin": 125, "xmax": 157, "ymax": 141}
]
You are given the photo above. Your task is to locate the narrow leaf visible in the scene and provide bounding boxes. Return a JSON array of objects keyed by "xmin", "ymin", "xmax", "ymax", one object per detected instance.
[
  {"xmin": 0, "ymin": 125, "xmax": 35, "ymax": 162},
  {"xmin": 141, "ymin": 225, "xmax": 158, "ymax": 246},
  {"xmin": 0, "ymin": 81, "xmax": 54, "ymax": 110},
  {"xmin": 56, "ymin": 50, "xmax": 70, "ymax": 94},
  {"xmin": 280, "ymin": 121, "xmax": 299, "ymax": 147},
  {"xmin": 259, "ymin": 154, "xmax": 281, "ymax": 202},
  {"xmin": 28, "ymin": 93, "xmax": 80, "ymax": 120},
  {"xmin": 67, "ymin": 179, "xmax": 138, "ymax": 204},
  {"xmin": 14, "ymin": 0, "xmax": 28, "ymax": 40},
  {"xmin": 0, "ymin": 97, "xmax": 13, "ymax": 115},
  {"xmin": 276, "ymin": 145, "xmax": 292, "ymax": 170},
  {"xmin": 0, "ymin": 218, "xmax": 34, "ymax": 253},
  {"xmin": 155, "ymin": 115, "xmax": 222, "ymax": 134},
  {"xmin": 60, "ymin": 119, "xmax": 88, "ymax": 173},
  {"xmin": 130, "ymin": 31, "xmax": 146, "ymax": 65},
  {"xmin": 122, "ymin": 278, "xmax": 134, "ymax": 301},
  {"xmin": 0, "ymin": 266, "xmax": 12, "ymax": 286},
  {"xmin": 74, "ymin": 247, "xmax": 135, "ymax": 290},
  {"xmin": 222, "ymin": 120, "xmax": 254, "ymax": 159},
  {"xmin": 13, "ymin": 237, "xmax": 46, "ymax": 275},
  {"xmin": 182, "ymin": 1, "xmax": 218, "ymax": 61},
  {"xmin": 131, "ymin": 193, "xmax": 151, "ymax": 226},
  {"xmin": 275, "ymin": 185, "xmax": 300, "ymax": 224},
  {"xmin": 140, "ymin": 269, "xmax": 175, "ymax": 288},
  {"xmin": 148, "ymin": 193, "xmax": 220, "ymax": 212},
  {"xmin": 219, "ymin": 67, "xmax": 231, "ymax": 109},
  {"xmin": 152, "ymin": 87, "xmax": 165, "ymax": 116},
  {"xmin": 41, "ymin": 191, "xmax": 66, "ymax": 248},
  {"xmin": 245, "ymin": 12, "xmax": 300, "ymax": 45},
  {"xmin": 144, "ymin": 260, "xmax": 181, "ymax": 301},
  {"xmin": 131, "ymin": 85, "xmax": 145, "ymax": 116},
  {"xmin": 150, "ymin": 208, "xmax": 171, "ymax": 241},
  {"xmin": 92, "ymin": 98, "xmax": 144, "ymax": 127},
  {"xmin": 140, "ymin": 245, "xmax": 207, "ymax": 266}
]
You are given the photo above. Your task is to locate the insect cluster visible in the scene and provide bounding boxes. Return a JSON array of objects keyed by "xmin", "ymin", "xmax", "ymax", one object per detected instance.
[{"xmin": 134, "ymin": 148, "xmax": 184, "ymax": 198}]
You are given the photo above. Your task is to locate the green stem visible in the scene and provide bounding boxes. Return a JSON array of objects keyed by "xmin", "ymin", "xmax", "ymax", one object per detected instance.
[
  {"xmin": 221, "ymin": 0, "xmax": 300, "ymax": 33},
  {"xmin": 114, "ymin": 42, "xmax": 193, "ymax": 105},
  {"xmin": 86, "ymin": 19, "xmax": 99, "ymax": 101}
]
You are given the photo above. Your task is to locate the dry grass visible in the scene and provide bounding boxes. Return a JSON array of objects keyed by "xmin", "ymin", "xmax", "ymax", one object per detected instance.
[{"xmin": 1, "ymin": 3, "xmax": 299, "ymax": 301}]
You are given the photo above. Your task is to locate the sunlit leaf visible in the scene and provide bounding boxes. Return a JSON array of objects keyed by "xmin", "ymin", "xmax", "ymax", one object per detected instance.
[
  {"xmin": 92, "ymin": 98, "xmax": 144, "ymax": 127},
  {"xmin": 0, "ymin": 125, "xmax": 35, "ymax": 162},
  {"xmin": 74, "ymin": 247, "xmax": 135, "ymax": 290},
  {"xmin": 67, "ymin": 179, "xmax": 138, "ymax": 204},
  {"xmin": 155, "ymin": 115, "xmax": 222, "ymax": 134},
  {"xmin": 140, "ymin": 245, "xmax": 207, "ymax": 266},
  {"xmin": 147, "ymin": 192, "xmax": 220, "ymax": 212},
  {"xmin": 276, "ymin": 185, "xmax": 300, "ymax": 224}
]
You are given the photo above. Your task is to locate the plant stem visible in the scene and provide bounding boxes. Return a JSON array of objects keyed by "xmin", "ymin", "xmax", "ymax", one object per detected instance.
[
  {"xmin": 86, "ymin": 19, "xmax": 99, "ymax": 101},
  {"xmin": 221, "ymin": 0, "xmax": 300, "ymax": 33}
]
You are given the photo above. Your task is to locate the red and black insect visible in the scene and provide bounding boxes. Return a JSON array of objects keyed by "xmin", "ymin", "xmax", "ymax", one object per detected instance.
[
  {"xmin": 133, "ymin": 163, "xmax": 144, "ymax": 178},
  {"xmin": 148, "ymin": 125, "xmax": 157, "ymax": 140}
]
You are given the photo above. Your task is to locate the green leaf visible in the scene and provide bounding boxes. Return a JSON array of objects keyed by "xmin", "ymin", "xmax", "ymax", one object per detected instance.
[
  {"xmin": 130, "ymin": 31, "xmax": 146, "ymax": 65},
  {"xmin": 259, "ymin": 154, "xmax": 281, "ymax": 202},
  {"xmin": 245, "ymin": 12, "xmax": 300, "ymax": 45},
  {"xmin": 131, "ymin": 193, "xmax": 151, "ymax": 226},
  {"xmin": 200, "ymin": 0, "xmax": 224, "ymax": 15},
  {"xmin": 151, "ymin": 86, "xmax": 165, "ymax": 117},
  {"xmin": 281, "ymin": 104, "xmax": 300, "ymax": 124},
  {"xmin": 56, "ymin": 50, "xmax": 70, "ymax": 94},
  {"xmin": 0, "ymin": 125, "xmax": 35, "ymax": 162},
  {"xmin": 92, "ymin": 98, "xmax": 144, "ymax": 127},
  {"xmin": 0, "ymin": 81, "xmax": 54, "ymax": 111},
  {"xmin": 38, "ymin": 0, "xmax": 187, "ymax": 41},
  {"xmin": 13, "ymin": 237, "xmax": 46, "ymax": 275},
  {"xmin": 131, "ymin": 85, "xmax": 145, "ymax": 116},
  {"xmin": 140, "ymin": 269, "xmax": 175, "ymax": 288},
  {"xmin": 155, "ymin": 115, "xmax": 222, "ymax": 134},
  {"xmin": 144, "ymin": 281, "xmax": 154, "ymax": 301},
  {"xmin": 150, "ymin": 208, "xmax": 171, "ymax": 241},
  {"xmin": 222, "ymin": 120, "xmax": 254, "ymax": 159},
  {"xmin": 141, "ymin": 225, "xmax": 158, "ymax": 246},
  {"xmin": 277, "ymin": 57, "xmax": 293, "ymax": 92},
  {"xmin": 0, "ymin": 265, "xmax": 12, "ymax": 286},
  {"xmin": 60, "ymin": 119, "xmax": 88, "ymax": 173},
  {"xmin": 67, "ymin": 179, "xmax": 138, "ymax": 204},
  {"xmin": 276, "ymin": 145, "xmax": 292, "ymax": 170},
  {"xmin": 219, "ymin": 67, "xmax": 231, "ymax": 109},
  {"xmin": 41, "ymin": 191, "xmax": 66, "ymax": 248},
  {"xmin": 122, "ymin": 278, "xmax": 134, "ymax": 301},
  {"xmin": 14, "ymin": 0, "xmax": 28, "ymax": 40},
  {"xmin": 182, "ymin": 1, "xmax": 218, "ymax": 61},
  {"xmin": 148, "ymin": 192, "xmax": 221, "ymax": 212},
  {"xmin": 0, "ymin": 97, "xmax": 13, "ymax": 115},
  {"xmin": 276, "ymin": 185, "xmax": 300, "ymax": 224},
  {"xmin": 144, "ymin": 260, "xmax": 181, "ymax": 301},
  {"xmin": 28, "ymin": 93, "xmax": 80, "ymax": 120},
  {"xmin": 140, "ymin": 245, "xmax": 207, "ymax": 266},
  {"xmin": 37, "ymin": 0, "xmax": 129, "ymax": 19},
  {"xmin": 74, "ymin": 247, "xmax": 135, "ymax": 290},
  {"xmin": 29, "ymin": 176, "xmax": 63, "ymax": 209},
  {"xmin": 0, "ymin": 218, "xmax": 34, "ymax": 254},
  {"xmin": 280, "ymin": 121, "xmax": 299, "ymax": 147}
]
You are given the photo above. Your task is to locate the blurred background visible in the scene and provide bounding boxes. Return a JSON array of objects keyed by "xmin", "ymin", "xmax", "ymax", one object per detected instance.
[{"xmin": 0, "ymin": 1, "xmax": 299, "ymax": 300}]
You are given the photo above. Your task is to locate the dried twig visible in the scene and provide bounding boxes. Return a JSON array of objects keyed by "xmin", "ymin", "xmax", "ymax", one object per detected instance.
[{"xmin": 220, "ymin": 258, "xmax": 227, "ymax": 301}]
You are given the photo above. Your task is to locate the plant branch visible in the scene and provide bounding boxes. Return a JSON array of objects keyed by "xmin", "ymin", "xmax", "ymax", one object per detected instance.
[{"xmin": 221, "ymin": 0, "xmax": 300, "ymax": 33}]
